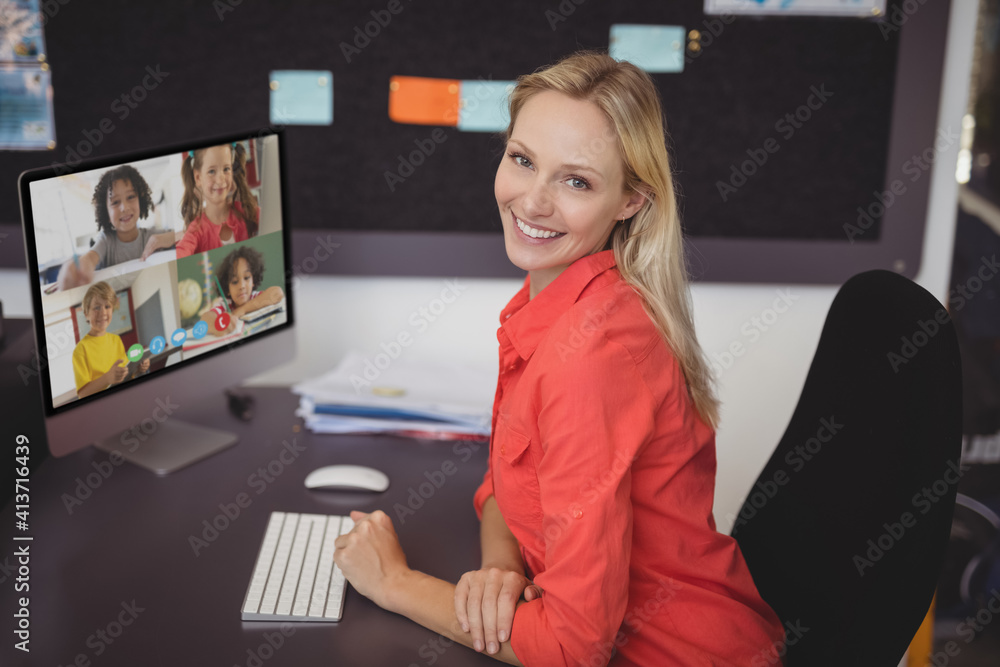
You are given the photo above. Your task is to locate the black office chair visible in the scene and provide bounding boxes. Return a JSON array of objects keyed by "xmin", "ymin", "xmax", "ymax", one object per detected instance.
[{"xmin": 732, "ymin": 270, "xmax": 963, "ymax": 666}]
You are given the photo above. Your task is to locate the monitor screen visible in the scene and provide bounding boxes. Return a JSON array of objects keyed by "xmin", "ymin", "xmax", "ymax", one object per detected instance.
[{"xmin": 19, "ymin": 131, "xmax": 292, "ymax": 418}]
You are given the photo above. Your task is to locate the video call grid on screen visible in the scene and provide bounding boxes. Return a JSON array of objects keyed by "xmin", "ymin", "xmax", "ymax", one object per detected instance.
[{"xmin": 19, "ymin": 131, "xmax": 293, "ymax": 415}]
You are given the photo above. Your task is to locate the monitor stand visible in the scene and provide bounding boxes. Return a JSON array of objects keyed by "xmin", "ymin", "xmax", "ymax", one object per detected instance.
[{"xmin": 94, "ymin": 419, "xmax": 237, "ymax": 476}]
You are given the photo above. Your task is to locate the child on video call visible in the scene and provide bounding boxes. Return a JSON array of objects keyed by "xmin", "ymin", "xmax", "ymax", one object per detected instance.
[
  {"xmin": 201, "ymin": 245, "xmax": 284, "ymax": 336},
  {"xmin": 57, "ymin": 165, "xmax": 179, "ymax": 290},
  {"xmin": 175, "ymin": 142, "xmax": 260, "ymax": 258},
  {"xmin": 72, "ymin": 282, "xmax": 149, "ymax": 399}
]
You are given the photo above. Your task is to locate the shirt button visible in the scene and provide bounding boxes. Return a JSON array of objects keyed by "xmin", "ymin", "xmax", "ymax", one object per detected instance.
[
  {"xmin": 505, "ymin": 314, "xmax": 511, "ymax": 319},
  {"xmin": 572, "ymin": 508, "xmax": 584, "ymax": 519},
  {"xmin": 500, "ymin": 446, "xmax": 506, "ymax": 455}
]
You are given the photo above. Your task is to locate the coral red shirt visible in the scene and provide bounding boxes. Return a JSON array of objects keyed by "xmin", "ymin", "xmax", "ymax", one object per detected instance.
[
  {"xmin": 175, "ymin": 202, "xmax": 252, "ymax": 258},
  {"xmin": 473, "ymin": 250, "xmax": 785, "ymax": 666}
]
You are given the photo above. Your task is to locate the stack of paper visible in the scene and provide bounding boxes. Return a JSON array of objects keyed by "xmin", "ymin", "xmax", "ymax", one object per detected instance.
[{"xmin": 292, "ymin": 350, "xmax": 494, "ymax": 440}]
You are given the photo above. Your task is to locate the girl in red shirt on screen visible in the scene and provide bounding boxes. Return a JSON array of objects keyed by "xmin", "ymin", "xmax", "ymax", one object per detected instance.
[
  {"xmin": 333, "ymin": 51, "xmax": 786, "ymax": 666},
  {"xmin": 175, "ymin": 142, "xmax": 259, "ymax": 258}
]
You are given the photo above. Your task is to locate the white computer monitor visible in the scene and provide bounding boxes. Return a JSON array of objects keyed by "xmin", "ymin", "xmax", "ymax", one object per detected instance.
[{"xmin": 18, "ymin": 129, "xmax": 295, "ymax": 474}]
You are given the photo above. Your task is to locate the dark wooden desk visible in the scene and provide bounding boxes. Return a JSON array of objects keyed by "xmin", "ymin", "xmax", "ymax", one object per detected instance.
[{"xmin": 0, "ymin": 386, "xmax": 497, "ymax": 666}]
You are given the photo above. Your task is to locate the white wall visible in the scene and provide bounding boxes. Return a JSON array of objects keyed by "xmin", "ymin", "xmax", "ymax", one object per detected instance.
[{"xmin": 0, "ymin": 0, "xmax": 977, "ymax": 532}]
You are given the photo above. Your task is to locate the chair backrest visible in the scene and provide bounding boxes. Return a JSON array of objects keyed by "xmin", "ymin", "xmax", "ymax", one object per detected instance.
[{"xmin": 731, "ymin": 270, "xmax": 963, "ymax": 666}]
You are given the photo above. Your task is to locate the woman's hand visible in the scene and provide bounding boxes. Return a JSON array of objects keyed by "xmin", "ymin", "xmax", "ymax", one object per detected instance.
[
  {"xmin": 333, "ymin": 510, "xmax": 411, "ymax": 610},
  {"xmin": 455, "ymin": 568, "xmax": 542, "ymax": 655}
]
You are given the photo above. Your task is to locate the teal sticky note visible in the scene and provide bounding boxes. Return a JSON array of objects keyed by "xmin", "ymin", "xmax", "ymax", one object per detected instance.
[
  {"xmin": 269, "ymin": 70, "xmax": 333, "ymax": 125},
  {"xmin": 457, "ymin": 80, "xmax": 515, "ymax": 132},
  {"xmin": 609, "ymin": 24, "xmax": 685, "ymax": 74}
]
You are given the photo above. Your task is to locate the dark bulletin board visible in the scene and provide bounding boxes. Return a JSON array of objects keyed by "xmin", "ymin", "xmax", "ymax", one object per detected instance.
[{"xmin": 0, "ymin": 0, "xmax": 948, "ymax": 283}]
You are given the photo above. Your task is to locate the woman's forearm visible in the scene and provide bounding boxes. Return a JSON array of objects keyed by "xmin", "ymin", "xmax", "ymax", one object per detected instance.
[
  {"xmin": 480, "ymin": 496, "xmax": 525, "ymax": 573},
  {"xmin": 385, "ymin": 570, "xmax": 524, "ymax": 666}
]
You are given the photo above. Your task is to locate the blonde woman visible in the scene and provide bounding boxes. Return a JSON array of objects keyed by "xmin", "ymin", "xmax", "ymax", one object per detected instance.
[{"xmin": 334, "ymin": 52, "xmax": 785, "ymax": 666}]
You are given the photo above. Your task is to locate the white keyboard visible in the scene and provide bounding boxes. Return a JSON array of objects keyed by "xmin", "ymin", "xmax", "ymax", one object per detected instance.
[{"xmin": 241, "ymin": 511, "xmax": 354, "ymax": 622}]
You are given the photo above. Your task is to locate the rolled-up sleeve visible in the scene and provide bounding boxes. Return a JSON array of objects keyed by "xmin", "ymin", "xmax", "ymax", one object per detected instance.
[
  {"xmin": 473, "ymin": 461, "xmax": 494, "ymax": 521},
  {"xmin": 510, "ymin": 335, "xmax": 658, "ymax": 667}
]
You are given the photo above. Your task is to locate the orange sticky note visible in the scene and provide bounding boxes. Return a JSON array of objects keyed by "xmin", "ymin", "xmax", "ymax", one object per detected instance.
[{"xmin": 388, "ymin": 76, "xmax": 461, "ymax": 127}]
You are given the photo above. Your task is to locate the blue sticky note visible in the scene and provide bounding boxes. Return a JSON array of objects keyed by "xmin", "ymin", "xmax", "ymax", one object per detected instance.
[
  {"xmin": 609, "ymin": 25, "xmax": 686, "ymax": 74},
  {"xmin": 269, "ymin": 70, "xmax": 333, "ymax": 125},
  {"xmin": 457, "ymin": 80, "xmax": 515, "ymax": 132}
]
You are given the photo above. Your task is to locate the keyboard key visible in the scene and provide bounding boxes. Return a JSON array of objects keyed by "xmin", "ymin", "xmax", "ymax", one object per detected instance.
[{"xmin": 241, "ymin": 512, "xmax": 350, "ymax": 622}]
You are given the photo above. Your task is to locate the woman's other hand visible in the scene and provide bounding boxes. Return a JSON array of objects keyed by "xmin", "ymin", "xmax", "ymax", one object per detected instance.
[{"xmin": 454, "ymin": 567, "xmax": 541, "ymax": 654}]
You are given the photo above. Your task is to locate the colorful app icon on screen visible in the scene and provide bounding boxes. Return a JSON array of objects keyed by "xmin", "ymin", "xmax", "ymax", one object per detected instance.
[
  {"xmin": 193, "ymin": 320, "xmax": 208, "ymax": 339},
  {"xmin": 149, "ymin": 336, "xmax": 166, "ymax": 355},
  {"xmin": 127, "ymin": 344, "xmax": 144, "ymax": 362},
  {"xmin": 215, "ymin": 313, "xmax": 231, "ymax": 332},
  {"xmin": 171, "ymin": 328, "xmax": 187, "ymax": 347}
]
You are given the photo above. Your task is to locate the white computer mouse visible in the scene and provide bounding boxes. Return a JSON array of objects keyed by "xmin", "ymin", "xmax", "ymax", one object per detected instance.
[{"xmin": 304, "ymin": 465, "xmax": 390, "ymax": 492}]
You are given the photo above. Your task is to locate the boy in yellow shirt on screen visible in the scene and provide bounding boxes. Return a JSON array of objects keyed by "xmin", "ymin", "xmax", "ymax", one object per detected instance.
[{"xmin": 72, "ymin": 282, "xmax": 149, "ymax": 398}]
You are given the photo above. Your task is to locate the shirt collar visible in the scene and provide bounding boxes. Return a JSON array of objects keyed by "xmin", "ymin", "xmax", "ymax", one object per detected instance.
[{"xmin": 500, "ymin": 250, "xmax": 619, "ymax": 360}]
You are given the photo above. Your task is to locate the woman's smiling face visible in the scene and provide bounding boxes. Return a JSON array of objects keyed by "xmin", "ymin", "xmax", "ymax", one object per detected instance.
[{"xmin": 495, "ymin": 90, "xmax": 643, "ymax": 295}]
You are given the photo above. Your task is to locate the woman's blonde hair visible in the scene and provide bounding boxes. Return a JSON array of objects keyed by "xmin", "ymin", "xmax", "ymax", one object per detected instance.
[
  {"xmin": 82, "ymin": 281, "xmax": 119, "ymax": 315},
  {"xmin": 506, "ymin": 51, "xmax": 720, "ymax": 429}
]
